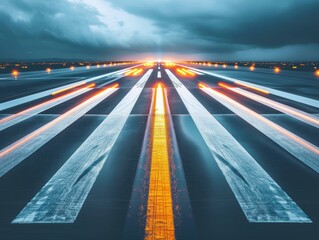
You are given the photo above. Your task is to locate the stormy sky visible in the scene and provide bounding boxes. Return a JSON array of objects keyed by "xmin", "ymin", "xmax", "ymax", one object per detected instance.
[{"xmin": 0, "ymin": 0, "xmax": 318, "ymax": 61}]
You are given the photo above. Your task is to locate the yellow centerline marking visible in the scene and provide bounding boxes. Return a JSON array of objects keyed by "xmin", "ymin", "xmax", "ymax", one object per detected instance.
[{"xmin": 145, "ymin": 83, "xmax": 175, "ymax": 240}]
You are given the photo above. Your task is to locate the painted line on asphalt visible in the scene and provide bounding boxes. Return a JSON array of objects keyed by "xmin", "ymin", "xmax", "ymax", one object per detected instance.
[
  {"xmin": 0, "ymin": 84, "xmax": 119, "ymax": 178},
  {"xmin": 0, "ymin": 84, "xmax": 93, "ymax": 131},
  {"xmin": 13, "ymin": 70, "xmax": 152, "ymax": 223},
  {"xmin": 218, "ymin": 83, "xmax": 319, "ymax": 128},
  {"xmin": 166, "ymin": 69, "xmax": 310, "ymax": 223},
  {"xmin": 145, "ymin": 83, "xmax": 175, "ymax": 239},
  {"xmin": 199, "ymin": 83, "xmax": 319, "ymax": 173},
  {"xmin": 0, "ymin": 65, "xmax": 138, "ymax": 112},
  {"xmin": 178, "ymin": 64, "xmax": 319, "ymax": 108}
]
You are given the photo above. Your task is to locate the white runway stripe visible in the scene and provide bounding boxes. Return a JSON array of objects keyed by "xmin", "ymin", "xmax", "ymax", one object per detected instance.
[
  {"xmin": 179, "ymin": 64, "xmax": 319, "ymax": 108},
  {"xmin": 223, "ymin": 86, "xmax": 319, "ymax": 128},
  {"xmin": 200, "ymin": 85, "xmax": 319, "ymax": 173},
  {"xmin": 166, "ymin": 69, "xmax": 310, "ymax": 223},
  {"xmin": 0, "ymin": 66, "xmax": 137, "ymax": 112},
  {"xmin": 157, "ymin": 71, "xmax": 161, "ymax": 78},
  {"xmin": 0, "ymin": 86, "xmax": 118, "ymax": 178},
  {"xmin": 13, "ymin": 70, "xmax": 152, "ymax": 224},
  {"xmin": 0, "ymin": 86, "xmax": 92, "ymax": 132}
]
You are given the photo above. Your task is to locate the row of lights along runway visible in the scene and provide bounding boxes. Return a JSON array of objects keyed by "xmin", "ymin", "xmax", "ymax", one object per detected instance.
[{"xmin": 8, "ymin": 62, "xmax": 319, "ymax": 79}]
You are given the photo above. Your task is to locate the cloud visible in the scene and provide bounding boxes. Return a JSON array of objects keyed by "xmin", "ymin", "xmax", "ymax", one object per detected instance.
[{"xmin": 0, "ymin": 0, "xmax": 318, "ymax": 60}]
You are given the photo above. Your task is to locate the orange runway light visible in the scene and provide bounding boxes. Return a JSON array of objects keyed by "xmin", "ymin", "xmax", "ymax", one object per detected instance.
[
  {"xmin": 215, "ymin": 63, "xmax": 218, "ymax": 67},
  {"xmin": 234, "ymin": 65, "xmax": 239, "ymax": 69},
  {"xmin": 12, "ymin": 70, "xmax": 19, "ymax": 78},
  {"xmin": 176, "ymin": 68, "xmax": 187, "ymax": 76},
  {"xmin": 132, "ymin": 68, "xmax": 143, "ymax": 76},
  {"xmin": 96, "ymin": 64, "xmax": 100, "ymax": 68},
  {"xmin": 86, "ymin": 65, "xmax": 90, "ymax": 69},
  {"xmin": 222, "ymin": 64, "xmax": 227, "ymax": 68},
  {"xmin": 46, "ymin": 68, "xmax": 52, "ymax": 74},
  {"xmin": 234, "ymin": 81, "xmax": 269, "ymax": 94},
  {"xmin": 124, "ymin": 68, "xmax": 138, "ymax": 76},
  {"xmin": 274, "ymin": 67, "xmax": 280, "ymax": 73},
  {"xmin": 315, "ymin": 70, "xmax": 319, "ymax": 77},
  {"xmin": 249, "ymin": 66, "xmax": 255, "ymax": 71},
  {"xmin": 70, "ymin": 66, "xmax": 75, "ymax": 71},
  {"xmin": 145, "ymin": 83, "xmax": 175, "ymax": 240},
  {"xmin": 51, "ymin": 81, "xmax": 89, "ymax": 95},
  {"xmin": 218, "ymin": 82, "xmax": 234, "ymax": 89},
  {"xmin": 182, "ymin": 68, "xmax": 196, "ymax": 76}
]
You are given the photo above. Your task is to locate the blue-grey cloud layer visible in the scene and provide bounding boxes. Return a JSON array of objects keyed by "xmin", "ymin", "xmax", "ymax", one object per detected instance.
[{"xmin": 0, "ymin": 0, "xmax": 318, "ymax": 60}]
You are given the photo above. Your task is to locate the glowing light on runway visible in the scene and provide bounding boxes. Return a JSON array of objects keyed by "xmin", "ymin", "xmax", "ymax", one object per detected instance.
[
  {"xmin": 133, "ymin": 68, "xmax": 143, "ymax": 76},
  {"xmin": 218, "ymin": 82, "xmax": 319, "ymax": 127},
  {"xmin": 46, "ymin": 68, "xmax": 51, "ymax": 74},
  {"xmin": 51, "ymin": 81, "xmax": 89, "ymax": 95},
  {"xmin": 182, "ymin": 68, "xmax": 196, "ymax": 76},
  {"xmin": 230, "ymin": 81, "xmax": 269, "ymax": 94},
  {"xmin": 234, "ymin": 65, "xmax": 239, "ymax": 69},
  {"xmin": 199, "ymin": 83, "xmax": 319, "ymax": 172},
  {"xmin": 274, "ymin": 67, "xmax": 280, "ymax": 73},
  {"xmin": 249, "ymin": 66, "xmax": 255, "ymax": 71},
  {"xmin": 222, "ymin": 64, "xmax": 227, "ymax": 68},
  {"xmin": 166, "ymin": 69, "xmax": 310, "ymax": 223},
  {"xmin": 12, "ymin": 70, "xmax": 19, "ymax": 78},
  {"xmin": 165, "ymin": 62, "xmax": 175, "ymax": 67},
  {"xmin": 176, "ymin": 68, "xmax": 187, "ymax": 76},
  {"xmin": 145, "ymin": 83, "xmax": 175, "ymax": 240},
  {"xmin": 70, "ymin": 66, "xmax": 75, "ymax": 71},
  {"xmin": 86, "ymin": 65, "xmax": 90, "ymax": 69},
  {"xmin": 315, "ymin": 70, "xmax": 319, "ymax": 77},
  {"xmin": 125, "ymin": 68, "xmax": 137, "ymax": 75}
]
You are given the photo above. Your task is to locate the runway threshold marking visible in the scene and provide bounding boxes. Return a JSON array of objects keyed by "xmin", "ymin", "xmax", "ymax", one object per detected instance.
[
  {"xmin": 178, "ymin": 64, "xmax": 319, "ymax": 108},
  {"xmin": 199, "ymin": 83, "xmax": 319, "ymax": 173},
  {"xmin": 0, "ymin": 84, "xmax": 94, "ymax": 131},
  {"xmin": 166, "ymin": 69, "xmax": 310, "ymax": 223},
  {"xmin": 0, "ymin": 65, "xmax": 138, "ymax": 112},
  {"xmin": 218, "ymin": 82, "xmax": 319, "ymax": 128},
  {"xmin": 145, "ymin": 83, "xmax": 175, "ymax": 239},
  {"xmin": 13, "ymin": 70, "xmax": 152, "ymax": 224},
  {"xmin": 0, "ymin": 84, "xmax": 119, "ymax": 178},
  {"xmin": 157, "ymin": 71, "xmax": 161, "ymax": 78}
]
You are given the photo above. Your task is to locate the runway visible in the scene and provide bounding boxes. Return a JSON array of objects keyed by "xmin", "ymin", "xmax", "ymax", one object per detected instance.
[{"xmin": 0, "ymin": 62, "xmax": 318, "ymax": 240}]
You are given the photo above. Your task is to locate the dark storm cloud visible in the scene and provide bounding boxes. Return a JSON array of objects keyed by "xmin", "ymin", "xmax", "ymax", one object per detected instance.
[
  {"xmin": 0, "ymin": 0, "xmax": 318, "ymax": 60},
  {"xmin": 108, "ymin": 0, "xmax": 319, "ymax": 48}
]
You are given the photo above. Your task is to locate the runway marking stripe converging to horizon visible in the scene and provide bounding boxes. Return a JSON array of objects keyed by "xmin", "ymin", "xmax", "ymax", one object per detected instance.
[
  {"xmin": 217, "ymin": 82, "xmax": 319, "ymax": 128},
  {"xmin": 178, "ymin": 64, "xmax": 319, "ymax": 108},
  {"xmin": 13, "ymin": 70, "xmax": 153, "ymax": 223},
  {"xmin": 199, "ymin": 83, "xmax": 319, "ymax": 173},
  {"xmin": 166, "ymin": 69, "xmax": 311, "ymax": 223},
  {"xmin": 0, "ymin": 83, "xmax": 95, "ymax": 132},
  {"xmin": 145, "ymin": 83, "xmax": 175, "ymax": 240},
  {"xmin": 0, "ymin": 84, "xmax": 119, "ymax": 178},
  {"xmin": 0, "ymin": 65, "xmax": 138, "ymax": 112}
]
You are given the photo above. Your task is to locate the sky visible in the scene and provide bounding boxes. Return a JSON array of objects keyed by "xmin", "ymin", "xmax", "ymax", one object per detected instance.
[{"xmin": 0, "ymin": 0, "xmax": 318, "ymax": 61}]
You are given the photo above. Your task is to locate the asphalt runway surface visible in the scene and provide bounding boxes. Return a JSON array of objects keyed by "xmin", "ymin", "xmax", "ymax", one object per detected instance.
[{"xmin": 0, "ymin": 62, "xmax": 318, "ymax": 240}]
